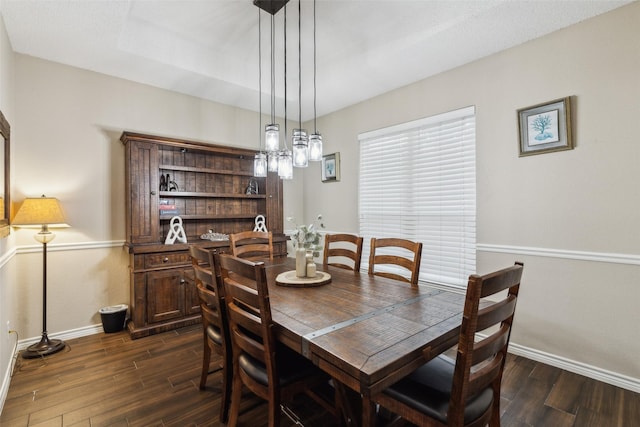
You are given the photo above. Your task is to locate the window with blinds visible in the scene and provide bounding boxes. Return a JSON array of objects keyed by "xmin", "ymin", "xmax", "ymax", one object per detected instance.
[{"xmin": 358, "ymin": 106, "xmax": 476, "ymax": 288}]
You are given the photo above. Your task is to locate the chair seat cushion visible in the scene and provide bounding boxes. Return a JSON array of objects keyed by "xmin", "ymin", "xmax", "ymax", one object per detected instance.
[
  {"xmin": 206, "ymin": 324, "xmax": 222, "ymax": 346},
  {"xmin": 383, "ymin": 355, "xmax": 494, "ymax": 424},
  {"xmin": 238, "ymin": 346, "xmax": 318, "ymax": 387}
]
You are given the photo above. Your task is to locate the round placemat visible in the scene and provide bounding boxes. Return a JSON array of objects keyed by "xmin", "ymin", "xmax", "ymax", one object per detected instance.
[{"xmin": 275, "ymin": 270, "xmax": 332, "ymax": 287}]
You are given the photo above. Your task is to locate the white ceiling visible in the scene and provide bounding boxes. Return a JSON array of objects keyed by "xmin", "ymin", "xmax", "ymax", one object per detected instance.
[{"xmin": 0, "ymin": 0, "xmax": 632, "ymax": 121}]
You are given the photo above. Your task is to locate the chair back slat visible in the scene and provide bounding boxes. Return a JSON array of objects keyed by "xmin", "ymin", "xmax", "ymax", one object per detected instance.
[
  {"xmin": 194, "ymin": 269, "xmax": 222, "ymax": 325},
  {"xmin": 448, "ymin": 262, "xmax": 523, "ymax": 426},
  {"xmin": 368, "ymin": 237, "xmax": 423, "ymax": 285},
  {"xmin": 471, "ymin": 324, "xmax": 510, "ymax": 366},
  {"xmin": 323, "ymin": 233, "xmax": 364, "ymax": 272},
  {"xmin": 466, "ymin": 353, "xmax": 504, "ymax": 397},
  {"xmin": 479, "ymin": 267, "xmax": 522, "ymax": 298},
  {"xmin": 475, "ymin": 295, "xmax": 517, "ymax": 332},
  {"xmin": 190, "ymin": 246, "xmax": 225, "ymax": 328},
  {"xmin": 229, "ymin": 231, "xmax": 274, "ymax": 261},
  {"xmin": 216, "ymin": 253, "xmax": 276, "ymax": 378}
]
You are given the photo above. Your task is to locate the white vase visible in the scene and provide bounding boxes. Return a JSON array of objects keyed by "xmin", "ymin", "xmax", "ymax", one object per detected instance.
[{"xmin": 295, "ymin": 247, "xmax": 307, "ymax": 278}]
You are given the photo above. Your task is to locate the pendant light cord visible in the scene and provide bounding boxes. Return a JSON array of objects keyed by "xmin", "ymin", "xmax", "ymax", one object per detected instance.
[
  {"xmin": 283, "ymin": 4, "xmax": 288, "ymax": 148},
  {"xmin": 313, "ymin": 0, "xmax": 317, "ymax": 133},
  {"xmin": 270, "ymin": 14, "xmax": 276, "ymax": 126},
  {"xmin": 258, "ymin": 8, "xmax": 262, "ymax": 151},
  {"xmin": 298, "ymin": 0, "xmax": 302, "ymax": 130}
]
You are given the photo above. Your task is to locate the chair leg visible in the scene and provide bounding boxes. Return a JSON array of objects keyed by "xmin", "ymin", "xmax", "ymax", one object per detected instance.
[
  {"xmin": 200, "ymin": 334, "xmax": 212, "ymax": 390},
  {"xmin": 226, "ymin": 369, "xmax": 244, "ymax": 427},
  {"xmin": 219, "ymin": 352, "xmax": 233, "ymax": 424},
  {"xmin": 268, "ymin": 394, "xmax": 281, "ymax": 427}
]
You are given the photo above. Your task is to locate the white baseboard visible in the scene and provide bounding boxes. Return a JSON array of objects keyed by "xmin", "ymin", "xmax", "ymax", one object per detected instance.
[
  {"xmin": 508, "ymin": 341, "xmax": 640, "ymax": 393},
  {"xmin": 15, "ymin": 324, "xmax": 104, "ymax": 351}
]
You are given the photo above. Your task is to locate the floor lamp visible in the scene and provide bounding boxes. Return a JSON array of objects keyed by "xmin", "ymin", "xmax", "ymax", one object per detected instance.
[{"xmin": 12, "ymin": 195, "xmax": 69, "ymax": 359}]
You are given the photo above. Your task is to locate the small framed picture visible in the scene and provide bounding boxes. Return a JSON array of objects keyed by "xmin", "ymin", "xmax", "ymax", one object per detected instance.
[
  {"xmin": 517, "ymin": 97, "xmax": 573, "ymax": 156},
  {"xmin": 321, "ymin": 152, "xmax": 340, "ymax": 182}
]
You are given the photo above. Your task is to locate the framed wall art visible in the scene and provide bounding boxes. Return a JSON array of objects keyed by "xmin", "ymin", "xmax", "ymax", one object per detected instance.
[
  {"xmin": 321, "ymin": 152, "xmax": 340, "ymax": 182},
  {"xmin": 517, "ymin": 97, "xmax": 572, "ymax": 156}
]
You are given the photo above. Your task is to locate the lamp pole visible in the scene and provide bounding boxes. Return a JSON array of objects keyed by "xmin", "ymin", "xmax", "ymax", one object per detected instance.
[{"xmin": 21, "ymin": 225, "xmax": 66, "ymax": 358}]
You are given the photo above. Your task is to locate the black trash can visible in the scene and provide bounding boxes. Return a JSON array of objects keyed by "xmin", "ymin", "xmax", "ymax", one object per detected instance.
[{"xmin": 99, "ymin": 304, "xmax": 128, "ymax": 333}]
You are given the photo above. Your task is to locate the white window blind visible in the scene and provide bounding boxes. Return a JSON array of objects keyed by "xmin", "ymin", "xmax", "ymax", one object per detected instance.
[{"xmin": 358, "ymin": 106, "xmax": 476, "ymax": 288}]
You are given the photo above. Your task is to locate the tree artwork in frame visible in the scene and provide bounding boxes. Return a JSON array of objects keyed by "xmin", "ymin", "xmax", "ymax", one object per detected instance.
[
  {"xmin": 321, "ymin": 152, "xmax": 340, "ymax": 182},
  {"xmin": 517, "ymin": 97, "xmax": 573, "ymax": 156}
]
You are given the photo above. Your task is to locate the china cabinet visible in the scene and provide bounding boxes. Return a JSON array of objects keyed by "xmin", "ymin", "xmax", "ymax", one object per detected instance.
[{"xmin": 122, "ymin": 132, "xmax": 285, "ymax": 338}]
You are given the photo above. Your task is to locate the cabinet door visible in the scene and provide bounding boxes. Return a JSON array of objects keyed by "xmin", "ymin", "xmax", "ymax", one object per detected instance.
[
  {"xmin": 183, "ymin": 269, "xmax": 201, "ymax": 316},
  {"xmin": 128, "ymin": 141, "xmax": 159, "ymax": 243},
  {"xmin": 146, "ymin": 269, "xmax": 186, "ymax": 324},
  {"xmin": 265, "ymin": 171, "xmax": 284, "ymax": 234}
]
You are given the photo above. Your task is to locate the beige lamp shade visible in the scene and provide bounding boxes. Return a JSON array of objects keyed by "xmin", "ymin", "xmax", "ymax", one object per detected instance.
[{"xmin": 12, "ymin": 195, "xmax": 69, "ymax": 228}]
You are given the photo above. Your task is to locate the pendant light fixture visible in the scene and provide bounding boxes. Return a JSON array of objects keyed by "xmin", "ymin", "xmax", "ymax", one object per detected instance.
[
  {"xmin": 278, "ymin": 3, "xmax": 293, "ymax": 180},
  {"xmin": 255, "ymin": 0, "xmax": 319, "ymax": 179},
  {"xmin": 265, "ymin": 10, "xmax": 280, "ymax": 172},
  {"xmin": 292, "ymin": 0, "xmax": 308, "ymax": 168},
  {"xmin": 254, "ymin": 7, "xmax": 267, "ymax": 178},
  {"xmin": 308, "ymin": 0, "xmax": 323, "ymax": 162}
]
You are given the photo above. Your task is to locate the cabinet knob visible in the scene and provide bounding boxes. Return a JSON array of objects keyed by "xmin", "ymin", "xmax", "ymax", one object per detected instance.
[
  {"xmin": 163, "ymin": 257, "xmax": 169, "ymax": 263},
  {"xmin": 180, "ymin": 279, "xmax": 186, "ymax": 284},
  {"xmin": 151, "ymin": 190, "xmax": 157, "ymax": 195}
]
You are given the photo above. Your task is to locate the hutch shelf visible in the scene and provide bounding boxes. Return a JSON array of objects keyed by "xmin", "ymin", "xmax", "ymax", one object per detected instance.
[{"xmin": 121, "ymin": 132, "xmax": 286, "ymax": 338}]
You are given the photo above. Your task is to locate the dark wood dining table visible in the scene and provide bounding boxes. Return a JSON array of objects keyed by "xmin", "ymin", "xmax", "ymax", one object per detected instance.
[{"xmin": 262, "ymin": 258, "xmax": 466, "ymax": 427}]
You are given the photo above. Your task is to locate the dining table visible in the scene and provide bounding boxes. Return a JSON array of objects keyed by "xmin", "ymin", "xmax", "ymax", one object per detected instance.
[{"xmin": 261, "ymin": 257, "xmax": 467, "ymax": 427}]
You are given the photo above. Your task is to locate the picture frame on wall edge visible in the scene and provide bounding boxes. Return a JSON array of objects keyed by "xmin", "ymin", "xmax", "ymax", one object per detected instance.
[
  {"xmin": 321, "ymin": 152, "xmax": 340, "ymax": 182},
  {"xmin": 517, "ymin": 96, "xmax": 573, "ymax": 157}
]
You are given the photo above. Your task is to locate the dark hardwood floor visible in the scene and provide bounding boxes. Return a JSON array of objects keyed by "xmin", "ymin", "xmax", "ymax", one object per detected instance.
[{"xmin": 1, "ymin": 324, "xmax": 638, "ymax": 426}]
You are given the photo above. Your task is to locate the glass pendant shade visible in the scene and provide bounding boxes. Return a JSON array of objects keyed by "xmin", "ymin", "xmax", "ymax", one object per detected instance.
[
  {"xmin": 309, "ymin": 132, "xmax": 323, "ymax": 161},
  {"xmin": 254, "ymin": 152, "xmax": 267, "ymax": 177},
  {"xmin": 278, "ymin": 149, "xmax": 293, "ymax": 180},
  {"xmin": 292, "ymin": 129, "xmax": 309, "ymax": 167},
  {"xmin": 267, "ymin": 152, "xmax": 279, "ymax": 172},
  {"xmin": 265, "ymin": 124, "xmax": 280, "ymax": 152}
]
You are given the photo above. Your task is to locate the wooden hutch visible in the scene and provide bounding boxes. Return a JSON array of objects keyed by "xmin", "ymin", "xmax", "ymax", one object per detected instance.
[{"xmin": 122, "ymin": 132, "xmax": 286, "ymax": 338}]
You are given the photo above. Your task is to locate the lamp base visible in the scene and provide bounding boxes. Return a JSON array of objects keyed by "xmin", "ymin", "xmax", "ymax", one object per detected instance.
[{"xmin": 21, "ymin": 332, "xmax": 66, "ymax": 359}]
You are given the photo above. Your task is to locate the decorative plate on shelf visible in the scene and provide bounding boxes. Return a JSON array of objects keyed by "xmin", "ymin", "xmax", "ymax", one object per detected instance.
[{"xmin": 200, "ymin": 230, "xmax": 229, "ymax": 241}]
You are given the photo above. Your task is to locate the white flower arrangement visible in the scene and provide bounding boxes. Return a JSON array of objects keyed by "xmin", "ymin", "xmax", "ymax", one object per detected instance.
[{"xmin": 287, "ymin": 214, "xmax": 325, "ymax": 257}]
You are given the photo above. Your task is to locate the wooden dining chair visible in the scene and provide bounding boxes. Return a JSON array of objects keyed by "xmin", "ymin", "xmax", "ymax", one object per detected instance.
[
  {"xmin": 368, "ymin": 262, "xmax": 524, "ymax": 427},
  {"xmin": 189, "ymin": 245, "xmax": 232, "ymax": 423},
  {"xmin": 229, "ymin": 230, "xmax": 274, "ymax": 261},
  {"xmin": 215, "ymin": 253, "xmax": 336, "ymax": 427},
  {"xmin": 368, "ymin": 237, "xmax": 423, "ymax": 286},
  {"xmin": 323, "ymin": 233, "xmax": 364, "ymax": 272}
]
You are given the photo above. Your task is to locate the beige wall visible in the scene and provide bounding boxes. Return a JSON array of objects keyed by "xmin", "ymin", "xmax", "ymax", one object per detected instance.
[
  {"xmin": 7, "ymin": 53, "xmax": 305, "ymax": 340},
  {"xmin": 0, "ymin": 11, "xmax": 16, "ymax": 408},
  {"xmin": 299, "ymin": 2, "xmax": 640, "ymax": 381},
  {"xmin": 0, "ymin": 1, "xmax": 638, "ymax": 399}
]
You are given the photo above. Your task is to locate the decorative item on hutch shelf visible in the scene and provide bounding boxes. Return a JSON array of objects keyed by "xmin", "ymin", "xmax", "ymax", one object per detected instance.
[
  {"xmin": 200, "ymin": 230, "xmax": 229, "ymax": 241},
  {"xmin": 164, "ymin": 216, "xmax": 187, "ymax": 244},
  {"xmin": 159, "ymin": 199, "xmax": 178, "ymax": 216},
  {"xmin": 245, "ymin": 177, "xmax": 259, "ymax": 195},
  {"xmin": 253, "ymin": 214, "xmax": 268, "ymax": 232},
  {"xmin": 159, "ymin": 173, "xmax": 179, "ymax": 191},
  {"xmin": 288, "ymin": 214, "xmax": 324, "ymax": 278}
]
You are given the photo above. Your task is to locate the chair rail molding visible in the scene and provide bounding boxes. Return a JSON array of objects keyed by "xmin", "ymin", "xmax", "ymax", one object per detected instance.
[{"xmin": 477, "ymin": 243, "xmax": 640, "ymax": 266}]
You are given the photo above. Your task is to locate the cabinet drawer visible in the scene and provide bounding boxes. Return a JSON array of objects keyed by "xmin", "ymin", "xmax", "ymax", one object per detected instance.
[{"xmin": 144, "ymin": 252, "xmax": 191, "ymax": 269}]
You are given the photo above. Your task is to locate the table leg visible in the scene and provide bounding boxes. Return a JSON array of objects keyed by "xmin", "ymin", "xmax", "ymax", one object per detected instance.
[
  {"xmin": 361, "ymin": 395, "xmax": 377, "ymax": 427},
  {"xmin": 333, "ymin": 381, "xmax": 362, "ymax": 426}
]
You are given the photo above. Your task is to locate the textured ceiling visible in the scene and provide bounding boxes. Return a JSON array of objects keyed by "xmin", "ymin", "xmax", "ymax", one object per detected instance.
[{"xmin": 0, "ymin": 0, "xmax": 632, "ymax": 121}]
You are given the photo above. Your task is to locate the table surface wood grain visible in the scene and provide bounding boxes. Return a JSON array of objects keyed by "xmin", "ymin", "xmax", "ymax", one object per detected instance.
[{"xmin": 262, "ymin": 258, "xmax": 466, "ymax": 399}]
